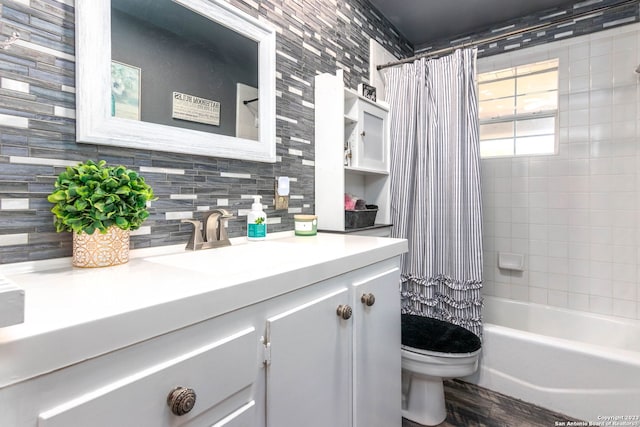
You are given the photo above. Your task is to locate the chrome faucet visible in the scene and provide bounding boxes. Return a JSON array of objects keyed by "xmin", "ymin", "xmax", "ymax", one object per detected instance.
[{"xmin": 181, "ymin": 209, "xmax": 233, "ymax": 250}]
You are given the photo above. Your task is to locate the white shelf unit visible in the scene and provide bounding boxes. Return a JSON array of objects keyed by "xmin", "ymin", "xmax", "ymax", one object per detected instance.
[{"xmin": 315, "ymin": 70, "xmax": 391, "ymax": 233}]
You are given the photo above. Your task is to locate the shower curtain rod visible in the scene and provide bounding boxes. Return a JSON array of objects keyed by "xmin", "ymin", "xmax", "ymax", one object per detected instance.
[{"xmin": 376, "ymin": 0, "xmax": 639, "ymax": 70}]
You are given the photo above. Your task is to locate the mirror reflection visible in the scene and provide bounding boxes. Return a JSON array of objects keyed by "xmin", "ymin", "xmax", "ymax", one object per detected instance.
[{"xmin": 111, "ymin": 0, "xmax": 259, "ymax": 140}]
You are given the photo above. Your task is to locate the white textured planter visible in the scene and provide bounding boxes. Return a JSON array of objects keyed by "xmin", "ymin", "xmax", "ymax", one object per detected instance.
[{"xmin": 72, "ymin": 226, "xmax": 130, "ymax": 268}]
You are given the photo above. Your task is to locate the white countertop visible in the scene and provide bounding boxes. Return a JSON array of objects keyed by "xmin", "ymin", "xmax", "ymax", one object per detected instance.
[{"xmin": 0, "ymin": 232, "xmax": 407, "ymax": 388}]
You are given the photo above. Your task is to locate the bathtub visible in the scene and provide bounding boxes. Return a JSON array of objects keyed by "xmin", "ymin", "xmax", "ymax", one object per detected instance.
[{"xmin": 462, "ymin": 296, "xmax": 640, "ymax": 422}]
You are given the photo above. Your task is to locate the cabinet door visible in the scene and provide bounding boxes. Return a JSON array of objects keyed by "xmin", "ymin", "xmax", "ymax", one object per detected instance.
[
  {"xmin": 266, "ymin": 287, "xmax": 351, "ymax": 427},
  {"xmin": 354, "ymin": 101, "xmax": 388, "ymax": 172},
  {"xmin": 352, "ymin": 267, "xmax": 401, "ymax": 427}
]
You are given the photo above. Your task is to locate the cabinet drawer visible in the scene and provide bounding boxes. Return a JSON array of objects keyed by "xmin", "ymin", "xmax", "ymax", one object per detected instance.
[
  {"xmin": 211, "ymin": 400, "xmax": 256, "ymax": 427},
  {"xmin": 38, "ymin": 327, "xmax": 257, "ymax": 427}
]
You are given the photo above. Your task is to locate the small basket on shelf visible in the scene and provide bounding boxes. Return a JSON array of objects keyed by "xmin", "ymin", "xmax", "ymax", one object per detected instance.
[{"xmin": 345, "ymin": 204, "xmax": 378, "ymax": 229}]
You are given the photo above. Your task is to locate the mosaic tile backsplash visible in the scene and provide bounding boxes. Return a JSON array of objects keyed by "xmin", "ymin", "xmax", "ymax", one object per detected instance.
[
  {"xmin": 0, "ymin": 0, "xmax": 411, "ymax": 263},
  {"xmin": 0, "ymin": 0, "xmax": 637, "ymax": 264}
]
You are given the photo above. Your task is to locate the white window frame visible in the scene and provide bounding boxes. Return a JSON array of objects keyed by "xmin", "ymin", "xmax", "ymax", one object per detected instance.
[{"xmin": 478, "ymin": 59, "xmax": 559, "ymax": 159}]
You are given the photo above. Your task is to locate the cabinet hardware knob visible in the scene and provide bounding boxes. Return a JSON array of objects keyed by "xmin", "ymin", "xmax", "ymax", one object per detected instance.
[
  {"xmin": 167, "ymin": 386, "xmax": 196, "ymax": 416},
  {"xmin": 336, "ymin": 304, "xmax": 353, "ymax": 320},
  {"xmin": 361, "ymin": 293, "xmax": 376, "ymax": 306},
  {"xmin": 360, "ymin": 131, "xmax": 366, "ymax": 137}
]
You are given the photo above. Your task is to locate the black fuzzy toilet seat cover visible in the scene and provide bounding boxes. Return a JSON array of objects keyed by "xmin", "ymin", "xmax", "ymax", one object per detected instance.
[{"xmin": 401, "ymin": 314, "xmax": 481, "ymax": 354}]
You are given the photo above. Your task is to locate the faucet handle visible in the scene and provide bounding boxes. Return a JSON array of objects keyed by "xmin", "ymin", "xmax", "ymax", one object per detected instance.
[
  {"xmin": 218, "ymin": 214, "xmax": 232, "ymax": 242},
  {"xmin": 212, "ymin": 208, "xmax": 232, "ymax": 218},
  {"xmin": 181, "ymin": 219, "xmax": 204, "ymax": 250}
]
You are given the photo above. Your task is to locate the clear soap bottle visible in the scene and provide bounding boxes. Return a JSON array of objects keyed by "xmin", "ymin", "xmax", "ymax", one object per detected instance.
[{"xmin": 247, "ymin": 195, "xmax": 267, "ymax": 241}]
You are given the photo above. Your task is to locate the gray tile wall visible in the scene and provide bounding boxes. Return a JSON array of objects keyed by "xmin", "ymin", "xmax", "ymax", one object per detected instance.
[
  {"xmin": 419, "ymin": 0, "xmax": 639, "ymax": 58},
  {"xmin": 0, "ymin": 0, "xmax": 411, "ymax": 263}
]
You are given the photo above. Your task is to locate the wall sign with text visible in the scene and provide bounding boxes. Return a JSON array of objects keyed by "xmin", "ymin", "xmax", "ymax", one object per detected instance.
[{"xmin": 172, "ymin": 92, "xmax": 220, "ymax": 126}]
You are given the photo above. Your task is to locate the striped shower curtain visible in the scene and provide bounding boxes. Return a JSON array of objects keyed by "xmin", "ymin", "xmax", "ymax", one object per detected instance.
[{"xmin": 383, "ymin": 48, "xmax": 483, "ymax": 337}]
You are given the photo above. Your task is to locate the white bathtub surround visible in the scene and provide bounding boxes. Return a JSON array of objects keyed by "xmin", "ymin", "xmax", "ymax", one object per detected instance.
[
  {"xmin": 480, "ymin": 23, "xmax": 640, "ymax": 321},
  {"xmin": 384, "ymin": 48, "xmax": 484, "ymax": 336},
  {"xmin": 464, "ymin": 296, "xmax": 640, "ymax": 421}
]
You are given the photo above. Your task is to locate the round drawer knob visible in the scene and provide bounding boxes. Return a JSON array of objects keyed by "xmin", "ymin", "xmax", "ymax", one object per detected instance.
[
  {"xmin": 167, "ymin": 386, "xmax": 196, "ymax": 416},
  {"xmin": 361, "ymin": 293, "xmax": 376, "ymax": 307},
  {"xmin": 336, "ymin": 304, "xmax": 353, "ymax": 320}
]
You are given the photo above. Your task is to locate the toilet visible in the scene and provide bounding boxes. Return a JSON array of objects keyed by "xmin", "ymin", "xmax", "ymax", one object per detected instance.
[{"xmin": 401, "ymin": 314, "xmax": 482, "ymax": 426}]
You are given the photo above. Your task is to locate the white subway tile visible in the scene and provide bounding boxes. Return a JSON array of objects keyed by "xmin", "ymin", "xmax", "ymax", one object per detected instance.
[
  {"xmin": 569, "ymin": 226, "xmax": 590, "ymax": 243},
  {"xmin": 568, "ymin": 108, "xmax": 589, "ymax": 126},
  {"xmin": 528, "ymin": 208, "xmax": 547, "ymax": 224},
  {"xmin": 529, "ymin": 270, "xmax": 548, "ymax": 287},
  {"xmin": 54, "ymin": 106, "xmax": 75, "ymax": 119},
  {"xmin": 568, "ymin": 292, "xmax": 590, "ymax": 311},
  {"xmin": 494, "ymin": 222, "xmax": 511, "ymax": 238},
  {"xmin": 612, "ymin": 299, "xmax": 637, "ymax": 319},
  {"xmin": 529, "ymin": 287, "xmax": 548, "ymax": 304},
  {"xmin": 590, "ymin": 261, "xmax": 613, "ymax": 281},
  {"xmin": 612, "ymin": 227, "xmax": 635, "ymax": 246},
  {"xmin": 548, "ymin": 241, "xmax": 569, "ymax": 258},
  {"xmin": 510, "ymin": 285, "xmax": 529, "ymax": 302},
  {"xmin": 569, "ymin": 91, "xmax": 590, "ymax": 110},
  {"xmin": 569, "ymin": 243, "xmax": 590, "ymax": 260},
  {"xmin": 220, "ymin": 172, "xmax": 252, "ymax": 179},
  {"xmin": 591, "ymin": 71, "xmax": 614, "ymax": 91},
  {"xmin": 548, "ymin": 225, "xmax": 569, "ymax": 242},
  {"xmin": 590, "ymin": 245, "xmax": 613, "ymax": 265},
  {"xmin": 548, "ymin": 290, "xmax": 568, "ymax": 308},
  {"xmin": 590, "ymin": 53, "xmax": 612, "ymax": 74},
  {"xmin": 529, "ymin": 240, "xmax": 548, "ymax": 256},
  {"xmin": 548, "ymin": 257, "xmax": 569, "ymax": 275},
  {"xmin": 590, "ymin": 37, "xmax": 612, "ymax": 57},
  {"xmin": 568, "ymin": 142, "xmax": 589, "ymax": 159},
  {"xmin": 567, "ymin": 209, "xmax": 588, "ymax": 226},
  {"xmin": 529, "ymin": 224, "xmax": 548, "ymax": 239},
  {"xmin": 139, "ymin": 166, "xmax": 185, "ymax": 175},
  {"xmin": 613, "ymin": 32, "xmax": 637, "ymax": 52},
  {"xmin": 0, "ymin": 114, "xmax": 28, "ymax": 129},
  {"xmin": 529, "ymin": 192, "xmax": 548, "ymax": 208},
  {"xmin": 0, "ymin": 234, "xmax": 28, "ymax": 246},
  {"xmin": 613, "ymin": 281, "xmax": 639, "ymax": 301},
  {"xmin": 613, "ymin": 263, "xmax": 637, "ymax": 282},
  {"xmin": 14, "ymin": 39, "xmax": 75, "ymax": 62},
  {"xmin": 569, "ymin": 74, "xmax": 589, "ymax": 92},
  {"xmin": 548, "ymin": 209, "xmax": 569, "ymax": 225},
  {"xmin": 589, "ymin": 295, "xmax": 613, "ymax": 315},
  {"xmin": 529, "ymin": 255, "xmax": 548, "ymax": 272},
  {"xmin": 494, "ymin": 237, "xmax": 511, "ymax": 252},
  {"xmin": 165, "ymin": 211, "xmax": 193, "ymax": 220},
  {"xmin": 493, "ymin": 282, "xmax": 511, "ymax": 299},
  {"xmin": 612, "ymin": 245, "xmax": 636, "ymax": 264},
  {"xmin": 1, "ymin": 77, "xmax": 29, "ymax": 93},
  {"xmin": 130, "ymin": 226, "xmax": 150, "ymax": 236},
  {"xmin": 528, "ymin": 177, "xmax": 548, "ymax": 192},
  {"xmin": 1, "ymin": 199, "xmax": 29, "ymax": 210},
  {"xmin": 510, "ymin": 238, "xmax": 528, "ymax": 255},
  {"xmin": 511, "ymin": 223, "xmax": 528, "ymax": 239},
  {"xmin": 569, "ymin": 259, "xmax": 590, "ymax": 278}
]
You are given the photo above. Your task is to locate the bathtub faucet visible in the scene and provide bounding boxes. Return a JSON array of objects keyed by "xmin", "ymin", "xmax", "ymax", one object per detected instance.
[{"xmin": 181, "ymin": 209, "xmax": 233, "ymax": 250}]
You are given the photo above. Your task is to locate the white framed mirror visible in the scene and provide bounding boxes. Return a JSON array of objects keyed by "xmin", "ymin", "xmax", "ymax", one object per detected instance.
[{"xmin": 75, "ymin": 0, "xmax": 276, "ymax": 162}]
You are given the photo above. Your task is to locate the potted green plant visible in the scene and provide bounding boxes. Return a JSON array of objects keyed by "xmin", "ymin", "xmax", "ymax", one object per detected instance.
[{"xmin": 47, "ymin": 159, "xmax": 155, "ymax": 267}]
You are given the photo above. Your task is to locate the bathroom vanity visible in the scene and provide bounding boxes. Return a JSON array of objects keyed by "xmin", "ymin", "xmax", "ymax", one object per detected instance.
[{"xmin": 0, "ymin": 233, "xmax": 407, "ymax": 427}]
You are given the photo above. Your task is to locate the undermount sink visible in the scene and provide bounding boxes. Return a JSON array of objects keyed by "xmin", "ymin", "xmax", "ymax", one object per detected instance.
[
  {"xmin": 0, "ymin": 276, "xmax": 25, "ymax": 328},
  {"xmin": 142, "ymin": 239, "xmax": 312, "ymax": 276}
]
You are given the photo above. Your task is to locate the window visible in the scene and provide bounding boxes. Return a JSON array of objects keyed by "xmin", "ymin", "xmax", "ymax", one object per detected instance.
[{"xmin": 478, "ymin": 59, "xmax": 559, "ymax": 158}]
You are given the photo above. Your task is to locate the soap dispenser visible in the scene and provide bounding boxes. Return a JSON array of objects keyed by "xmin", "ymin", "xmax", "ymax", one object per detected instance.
[{"xmin": 247, "ymin": 195, "xmax": 267, "ymax": 241}]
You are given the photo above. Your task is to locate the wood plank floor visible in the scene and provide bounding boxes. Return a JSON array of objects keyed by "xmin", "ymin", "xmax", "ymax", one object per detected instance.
[{"xmin": 402, "ymin": 379, "xmax": 582, "ymax": 427}]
